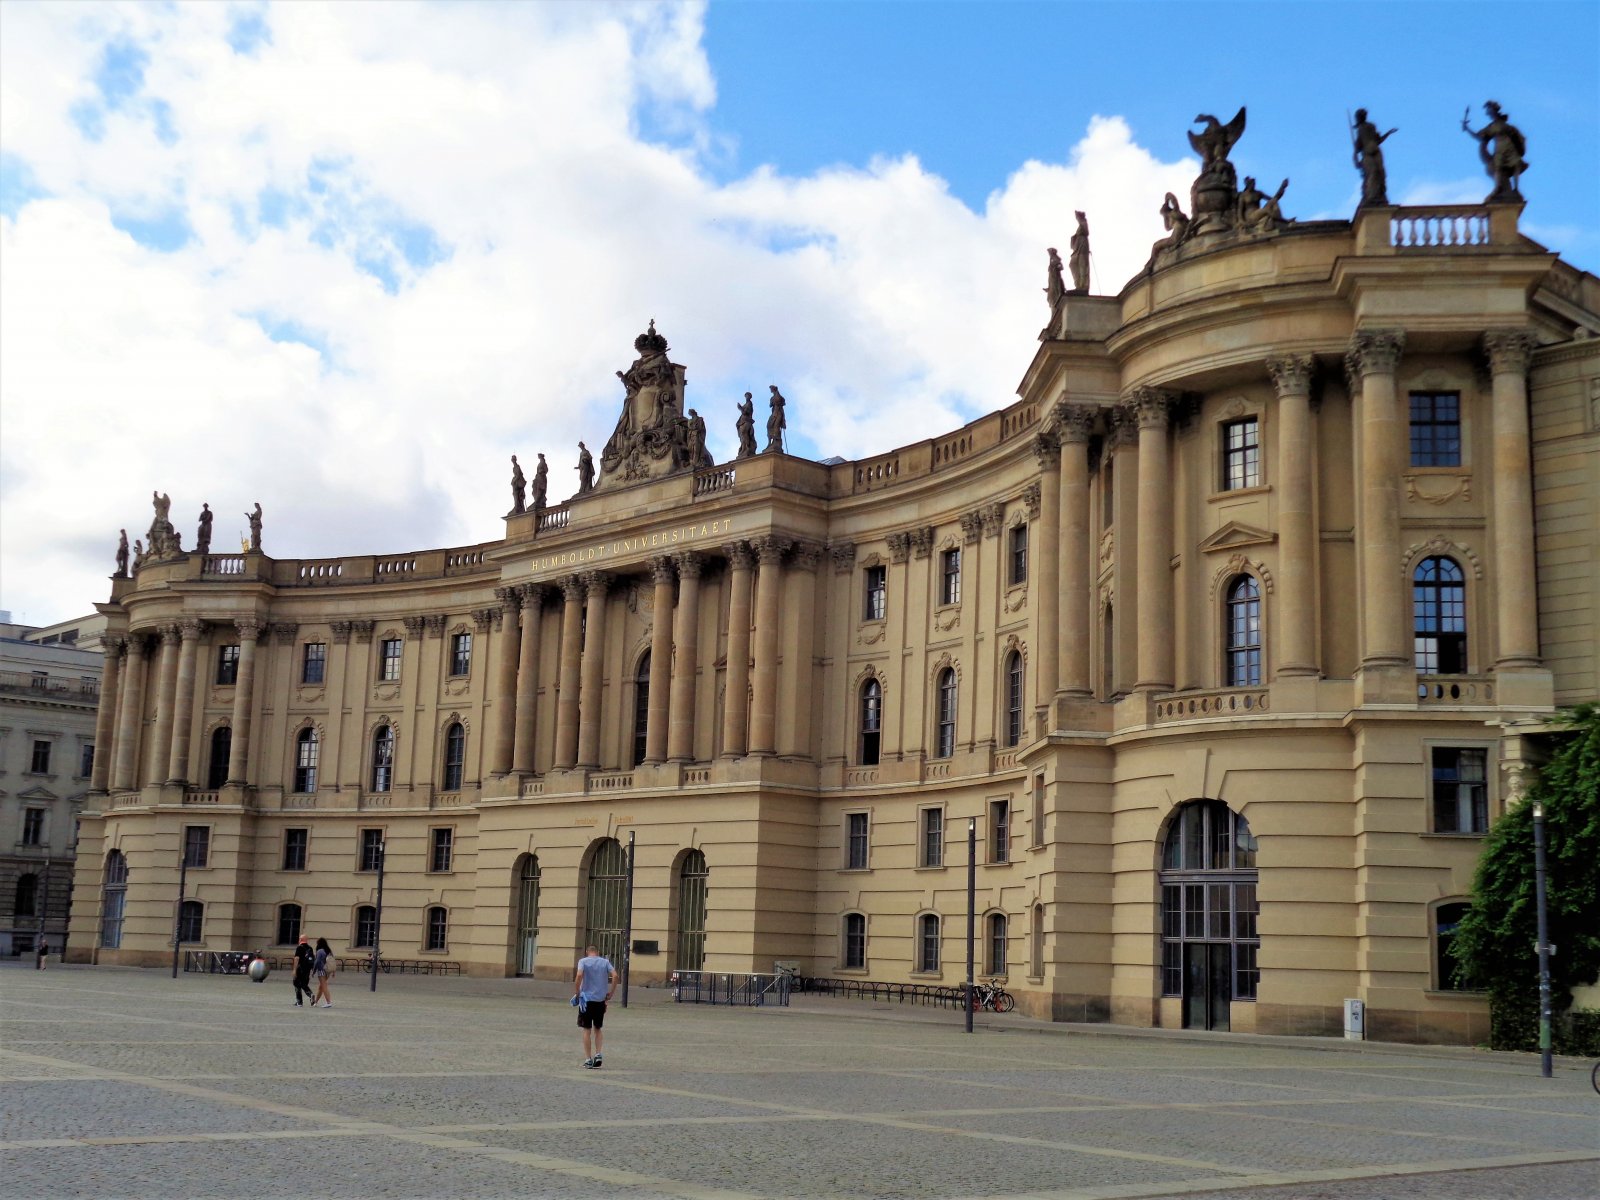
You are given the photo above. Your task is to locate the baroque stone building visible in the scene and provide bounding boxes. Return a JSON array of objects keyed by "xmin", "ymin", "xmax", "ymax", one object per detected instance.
[{"xmin": 67, "ymin": 163, "xmax": 1598, "ymax": 1042}]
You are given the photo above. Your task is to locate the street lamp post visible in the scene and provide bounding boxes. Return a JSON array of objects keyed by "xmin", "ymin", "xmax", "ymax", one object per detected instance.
[
  {"xmin": 621, "ymin": 830, "xmax": 636, "ymax": 1008},
  {"xmin": 1532, "ymin": 799, "xmax": 1552, "ymax": 1078},
  {"xmin": 965, "ymin": 816, "xmax": 976, "ymax": 1034},
  {"xmin": 370, "ymin": 839, "xmax": 387, "ymax": 993},
  {"xmin": 170, "ymin": 850, "xmax": 189, "ymax": 979}
]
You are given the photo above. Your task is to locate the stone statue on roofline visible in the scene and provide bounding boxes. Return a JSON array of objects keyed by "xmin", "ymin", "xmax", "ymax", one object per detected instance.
[
  {"xmin": 246, "ymin": 502, "xmax": 263, "ymax": 552},
  {"xmin": 1238, "ymin": 177, "xmax": 1291, "ymax": 231},
  {"xmin": 598, "ymin": 320, "xmax": 707, "ymax": 488},
  {"xmin": 1069, "ymin": 213, "xmax": 1090, "ymax": 293},
  {"xmin": 114, "ymin": 529, "xmax": 130, "ymax": 577},
  {"xmin": 195, "ymin": 503, "xmax": 213, "ymax": 554},
  {"xmin": 735, "ymin": 392, "xmax": 757, "ymax": 459},
  {"xmin": 576, "ymin": 442, "xmax": 595, "ymax": 494},
  {"xmin": 1462, "ymin": 100, "xmax": 1528, "ymax": 203},
  {"xmin": 509, "ymin": 455, "xmax": 526, "ymax": 514},
  {"xmin": 764, "ymin": 385, "xmax": 787, "ymax": 454},
  {"xmin": 1187, "ymin": 107, "xmax": 1246, "ymax": 233},
  {"xmin": 532, "ymin": 453, "xmax": 548, "ymax": 509},
  {"xmin": 1351, "ymin": 108, "xmax": 1396, "ymax": 207},
  {"xmin": 1044, "ymin": 247, "xmax": 1066, "ymax": 311}
]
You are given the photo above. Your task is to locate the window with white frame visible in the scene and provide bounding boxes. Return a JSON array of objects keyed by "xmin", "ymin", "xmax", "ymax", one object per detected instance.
[
  {"xmin": 989, "ymin": 799, "xmax": 1010, "ymax": 864},
  {"xmin": 1431, "ymin": 747, "xmax": 1488, "ymax": 834},
  {"xmin": 917, "ymin": 913, "xmax": 940, "ymax": 972},
  {"xmin": 1221, "ymin": 418, "xmax": 1260, "ymax": 490},
  {"xmin": 430, "ymin": 827, "xmax": 454, "ymax": 873},
  {"xmin": 845, "ymin": 812, "xmax": 869, "ymax": 870},
  {"xmin": 864, "ymin": 564, "xmax": 886, "ymax": 622},
  {"xmin": 935, "ymin": 668, "xmax": 957, "ymax": 758},
  {"xmin": 378, "ymin": 637, "xmax": 403, "ymax": 681},
  {"xmin": 859, "ymin": 678, "xmax": 882, "ymax": 766},
  {"xmin": 1003, "ymin": 651, "xmax": 1024, "ymax": 747},
  {"xmin": 371, "ymin": 725, "xmax": 395, "ymax": 792},
  {"xmin": 449, "ymin": 632, "xmax": 472, "ymax": 677},
  {"xmin": 842, "ymin": 912, "xmax": 866, "ymax": 970},
  {"xmin": 987, "ymin": 912, "xmax": 1008, "ymax": 975},
  {"xmin": 1225, "ymin": 575, "xmax": 1262, "ymax": 687},
  {"xmin": 940, "ymin": 548, "xmax": 962, "ymax": 605},
  {"xmin": 426, "ymin": 905, "xmax": 448, "ymax": 951},
  {"xmin": 442, "ymin": 722, "xmax": 466, "ymax": 791},
  {"xmin": 919, "ymin": 806, "xmax": 944, "ymax": 868},
  {"xmin": 1413, "ymin": 556, "xmax": 1467, "ymax": 675}
]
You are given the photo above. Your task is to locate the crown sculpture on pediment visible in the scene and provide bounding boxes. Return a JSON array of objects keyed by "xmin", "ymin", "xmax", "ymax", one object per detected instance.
[{"xmin": 596, "ymin": 320, "xmax": 713, "ymax": 491}]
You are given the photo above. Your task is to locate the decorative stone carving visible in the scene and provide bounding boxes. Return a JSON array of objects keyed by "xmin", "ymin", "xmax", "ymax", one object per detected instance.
[
  {"xmin": 494, "ymin": 585, "xmax": 522, "ymax": 614},
  {"xmin": 1404, "ymin": 535, "xmax": 1484, "ymax": 580},
  {"xmin": 1237, "ymin": 176, "xmax": 1291, "ymax": 231},
  {"xmin": 560, "ymin": 574, "xmax": 586, "ymax": 605},
  {"xmin": 829, "ymin": 541, "xmax": 857, "ymax": 575},
  {"xmin": 401, "ymin": 616, "xmax": 426, "ymax": 638},
  {"xmin": 735, "ymin": 393, "xmax": 758, "ymax": 459},
  {"xmin": 649, "ymin": 556, "xmax": 675, "ymax": 586},
  {"xmin": 1022, "ymin": 482, "xmax": 1041, "ymax": 520},
  {"xmin": 1044, "ymin": 247, "xmax": 1066, "ymax": 312},
  {"xmin": 114, "ymin": 529, "xmax": 130, "ymax": 578},
  {"xmin": 791, "ymin": 542, "xmax": 823, "ymax": 572},
  {"xmin": 1267, "ymin": 355, "xmax": 1316, "ymax": 396},
  {"xmin": 674, "ymin": 550, "xmax": 704, "ymax": 580},
  {"xmin": 1405, "ymin": 475, "xmax": 1472, "ymax": 505},
  {"xmin": 886, "ymin": 532, "xmax": 911, "ymax": 564},
  {"xmin": 245, "ymin": 502, "xmax": 263, "ymax": 553},
  {"xmin": 1156, "ymin": 192, "xmax": 1192, "ymax": 253},
  {"xmin": 1131, "ymin": 387, "xmax": 1176, "ymax": 429},
  {"xmin": 596, "ymin": 320, "xmax": 706, "ymax": 488},
  {"xmin": 1108, "ymin": 403, "xmax": 1141, "ymax": 447},
  {"xmin": 509, "ymin": 455, "xmax": 526, "ymax": 514},
  {"xmin": 981, "ymin": 503, "xmax": 1005, "ymax": 539},
  {"xmin": 1056, "ymin": 403, "xmax": 1097, "ymax": 444},
  {"xmin": 1031, "ymin": 430, "xmax": 1060, "ymax": 466},
  {"xmin": 764, "ymin": 386, "xmax": 787, "ymax": 455},
  {"xmin": 532, "ymin": 453, "xmax": 548, "ymax": 510},
  {"xmin": 576, "ymin": 442, "xmax": 595, "ymax": 494},
  {"xmin": 472, "ymin": 609, "xmax": 496, "ymax": 633},
  {"xmin": 579, "ymin": 569, "xmax": 611, "ymax": 597},
  {"xmin": 1344, "ymin": 330, "xmax": 1406, "ymax": 382},
  {"xmin": 1208, "ymin": 553, "xmax": 1275, "ymax": 599},
  {"xmin": 351, "ymin": 620, "xmax": 375, "ymax": 644},
  {"xmin": 1069, "ymin": 212, "xmax": 1090, "ymax": 293},
  {"xmin": 910, "ymin": 527, "xmax": 934, "ymax": 559},
  {"xmin": 269, "ymin": 622, "xmax": 299, "ymax": 646},
  {"xmin": 1462, "ymin": 101, "xmax": 1528, "ymax": 203},
  {"xmin": 1187, "ymin": 107, "xmax": 1246, "ymax": 233},
  {"xmin": 751, "ymin": 535, "xmax": 791, "ymax": 566},
  {"xmin": 178, "ymin": 617, "xmax": 205, "ymax": 640},
  {"xmin": 330, "ymin": 621, "xmax": 353, "ymax": 645},
  {"xmin": 959, "ymin": 511, "xmax": 983, "ymax": 545},
  {"xmin": 723, "ymin": 541, "xmax": 754, "ymax": 571},
  {"xmin": 195, "ymin": 504, "xmax": 213, "ymax": 555},
  {"xmin": 234, "ymin": 616, "xmax": 265, "ymax": 640},
  {"xmin": 1351, "ymin": 108, "xmax": 1396, "ymax": 207},
  {"xmin": 1483, "ymin": 329, "xmax": 1538, "ymax": 376}
]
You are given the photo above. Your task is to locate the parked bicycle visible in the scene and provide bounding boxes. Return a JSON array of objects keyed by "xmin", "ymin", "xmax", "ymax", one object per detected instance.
[{"xmin": 969, "ymin": 979, "xmax": 1015, "ymax": 1013}]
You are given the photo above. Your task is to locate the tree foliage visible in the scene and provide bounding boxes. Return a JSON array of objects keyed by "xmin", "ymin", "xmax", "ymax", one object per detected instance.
[{"xmin": 1451, "ymin": 705, "xmax": 1600, "ymax": 1050}]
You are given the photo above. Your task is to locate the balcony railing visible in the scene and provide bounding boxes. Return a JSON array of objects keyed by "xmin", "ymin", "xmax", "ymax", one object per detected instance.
[
  {"xmin": 1154, "ymin": 687, "xmax": 1271, "ymax": 722},
  {"xmin": 0, "ymin": 671, "xmax": 99, "ymax": 701},
  {"xmin": 1417, "ymin": 675, "xmax": 1496, "ymax": 704},
  {"xmin": 1390, "ymin": 207, "xmax": 1491, "ymax": 248}
]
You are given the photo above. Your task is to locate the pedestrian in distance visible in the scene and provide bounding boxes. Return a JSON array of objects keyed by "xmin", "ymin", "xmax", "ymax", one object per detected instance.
[
  {"xmin": 35, "ymin": 937, "xmax": 48, "ymax": 970},
  {"xmin": 573, "ymin": 943, "xmax": 617, "ymax": 1068},
  {"xmin": 291, "ymin": 934, "xmax": 315, "ymax": 1007},
  {"xmin": 312, "ymin": 937, "xmax": 335, "ymax": 1007}
]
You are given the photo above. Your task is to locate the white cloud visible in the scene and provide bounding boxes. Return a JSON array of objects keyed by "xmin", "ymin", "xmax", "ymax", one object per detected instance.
[{"xmin": 0, "ymin": 1, "xmax": 1194, "ymax": 626}]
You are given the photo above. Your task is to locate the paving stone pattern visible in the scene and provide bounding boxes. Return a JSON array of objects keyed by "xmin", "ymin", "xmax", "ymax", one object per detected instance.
[{"xmin": 0, "ymin": 966, "xmax": 1594, "ymax": 1199}]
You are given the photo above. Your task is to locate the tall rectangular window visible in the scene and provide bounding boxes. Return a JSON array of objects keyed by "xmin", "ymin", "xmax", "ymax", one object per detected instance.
[
  {"xmin": 920, "ymin": 807, "xmax": 944, "ymax": 868},
  {"xmin": 183, "ymin": 825, "xmax": 210, "ymax": 869},
  {"xmin": 940, "ymin": 548, "xmax": 962, "ymax": 605},
  {"xmin": 30, "ymin": 740, "xmax": 51, "ymax": 774},
  {"xmin": 990, "ymin": 799, "xmax": 1010, "ymax": 864},
  {"xmin": 301, "ymin": 642, "xmax": 326, "ymax": 685},
  {"xmin": 1409, "ymin": 391, "xmax": 1462, "ymax": 467},
  {"xmin": 21, "ymin": 809, "xmax": 44, "ymax": 846},
  {"xmin": 863, "ymin": 565, "xmax": 887, "ymax": 621},
  {"xmin": 283, "ymin": 828, "xmax": 308, "ymax": 872},
  {"xmin": 1031, "ymin": 774, "xmax": 1045, "ymax": 848},
  {"xmin": 426, "ymin": 906, "xmax": 448, "ymax": 952},
  {"xmin": 79, "ymin": 744, "xmax": 95, "ymax": 778},
  {"xmin": 1432, "ymin": 747, "xmax": 1488, "ymax": 834},
  {"xmin": 430, "ymin": 827, "xmax": 454, "ymax": 873},
  {"xmin": 1221, "ymin": 418, "xmax": 1261, "ymax": 490},
  {"xmin": 845, "ymin": 812, "xmax": 869, "ymax": 870},
  {"xmin": 354, "ymin": 905, "xmax": 378, "ymax": 949},
  {"xmin": 1008, "ymin": 524, "xmax": 1028, "ymax": 586},
  {"xmin": 449, "ymin": 632, "xmax": 472, "ymax": 676},
  {"xmin": 359, "ymin": 828, "xmax": 385, "ymax": 872},
  {"xmin": 843, "ymin": 912, "xmax": 866, "ymax": 969},
  {"xmin": 216, "ymin": 644, "xmax": 240, "ymax": 685},
  {"xmin": 378, "ymin": 638, "xmax": 403, "ymax": 681}
]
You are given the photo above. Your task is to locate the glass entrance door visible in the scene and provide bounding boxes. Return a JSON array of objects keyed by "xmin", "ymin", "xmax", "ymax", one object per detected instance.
[{"xmin": 1182, "ymin": 942, "xmax": 1233, "ymax": 1031}]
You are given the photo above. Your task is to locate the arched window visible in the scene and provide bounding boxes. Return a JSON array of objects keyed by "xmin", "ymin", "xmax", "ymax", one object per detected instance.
[
  {"xmin": 632, "ymin": 652, "xmax": 651, "ymax": 767},
  {"xmin": 177, "ymin": 899, "xmax": 203, "ymax": 944},
  {"xmin": 354, "ymin": 904, "xmax": 378, "ymax": 949},
  {"xmin": 293, "ymin": 728, "xmax": 318, "ymax": 794},
  {"xmin": 425, "ymin": 905, "xmax": 448, "ymax": 952},
  {"xmin": 276, "ymin": 903, "xmax": 302, "ymax": 946},
  {"xmin": 1031, "ymin": 903, "xmax": 1045, "ymax": 977},
  {"xmin": 207, "ymin": 726, "xmax": 231, "ymax": 789},
  {"xmin": 370, "ymin": 725, "xmax": 394, "ymax": 793},
  {"xmin": 859, "ymin": 678, "xmax": 882, "ymax": 766},
  {"xmin": 1003, "ymin": 651, "xmax": 1024, "ymax": 747},
  {"xmin": 584, "ymin": 838, "xmax": 628, "ymax": 965},
  {"xmin": 1434, "ymin": 901, "xmax": 1473, "ymax": 991},
  {"xmin": 101, "ymin": 850, "xmax": 128, "ymax": 948},
  {"xmin": 675, "ymin": 849, "xmax": 709, "ymax": 972},
  {"xmin": 14, "ymin": 873, "xmax": 37, "ymax": 918},
  {"xmin": 935, "ymin": 668, "xmax": 957, "ymax": 758},
  {"xmin": 442, "ymin": 723, "xmax": 466, "ymax": 792},
  {"xmin": 1225, "ymin": 576, "xmax": 1262, "ymax": 687},
  {"xmin": 1159, "ymin": 800, "xmax": 1260, "ymax": 1031},
  {"xmin": 917, "ymin": 913, "xmax": 940, "ymax": 972},
  {"xmin": 842, "ymin": 912, "xmax": 866, "ymax": 970},
  {"xmin": 1414, "ymin": 556, "xmax": 1466, "ymax": 674},
  {"xmin": 987, "ymin": 912, "xmax": 1008, "ymax": 975}
]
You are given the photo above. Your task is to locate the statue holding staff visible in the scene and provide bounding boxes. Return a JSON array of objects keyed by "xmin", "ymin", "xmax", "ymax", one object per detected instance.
[
  {"xmin": 1350, "ymin": 108, "xmax": 1396, "ymax": 207},
  {"xmin": 735, "ymin": 393, "xmax": 757, "ymax": 459},
  {"xmin": 1461, "ymin": 100, "xmax": 1528, "ymax": 202}
]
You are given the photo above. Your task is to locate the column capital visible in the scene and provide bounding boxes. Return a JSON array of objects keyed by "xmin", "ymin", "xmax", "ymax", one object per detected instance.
[
  {"xmin": 518, "ymin": 581, "xmax": 548, "ymax": 608},
  {"xmin": 886, "ymin": 532, "xmax": 911, "ymax": 563},
  {"xmin": 351, "ymin": 619, "xmax": 375, "ymax": 644},
  {"xmin": 1483, "ymin": 328, "xmax": 1538, "ymax": 376},
  {"xmin": 269, "ymin": 621, "xmax": 300, "ymax": 646},
  {"xmin": 158, "ymin": 622, "xmax": 182, "ymax": 644},
  {"xmin": 1031, "ymin": 430, "xmax": 1060, "ymax": 466},
  {"xmin": 472, "ymin": 607, "xmax": 497, "ymax": 633},
  {"xmin": 403, "ymin": 614, "xmax": 427, "ymax": 637},
  {"xmin": 1023, "ymin": 481, "xmax": 1042, "ymax": 519},
  {"xmin": 980, "ymin": 502, "xmax": 1006, "ymax": 539},
  {"xmin": 234, "ymin": 616, "xmax": 265, "ymax": 640},
  {"xmin": 1107, "ymin": 402, "xmax": 1141, "ymax": 447},
  {"xmin": 103, "ymin": 634, "xmax": 128, "ymax": 657},
  {"xmin": 494, "ymin": 585, "xmax": 523, "ymax": 612},
  {"xmin": 1266, "ymin": 354, "xmax": 1316, "ymax": 397},
  {"xmin": 828, "ymin": 541, "xmax": 856, "ymax": 575},
  {"xmin": 649, "ymin": 556, "xmax": 676, "ymax": 586},
  {"xmin": 1055, "ymin": 402, "xmax": 1098, "ymax": 443},
  {"xmin": 674, "ymin": 550, "xmax": 705, "ymax": 580},
  {"xmin": 723, "ymin": 540, "xmax": 755, "ymax": 570},
  {"xmin": 791, "ymin": 541, "xmax": 824, "ymax": 572},
  {"xmin": 1128, "ymin": 386, "xmax": 1177, "ymax": 430},
  {"xmin": 1344, "ymin": 329, "xmax": 1405, "ymax": 380},
  {"xmin": 330, "ymin": 620, "xmax": 353, "ymax": 644},
  {"xmin": 178, "ymin": 617, "xmax": 205, "ymax": 640},
  {"xmin": 751, "ymin": 535, "xmax": 791, "ymax": 566},
  {"xmin": 579, "ymin": 569, "xmax": 611, "ymax": 596},
  {"xmin": 560, "ymin": 574, "xmax": 587, "ymax": 604},
  {"xmin": 910, "ymin": 526, "xmax": 934, "ymax": 559},
  {"xmin": 959, "ymin": 510, "xmax": 984, "ymax": 544},
  {"xmin": 423, "ymin": 613, "xmax": 447, "ymax": 638}
]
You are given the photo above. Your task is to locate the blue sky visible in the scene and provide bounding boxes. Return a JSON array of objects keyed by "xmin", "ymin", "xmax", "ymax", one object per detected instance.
[{"xmin": 0, "ymin": 0, "xmax": 1596, "ymax": 626}]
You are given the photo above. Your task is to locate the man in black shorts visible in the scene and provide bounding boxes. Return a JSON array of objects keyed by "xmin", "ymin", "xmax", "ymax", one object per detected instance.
[{"xmin": 573, "ymin": 944, "xmax": 617, "ymax": 1068}]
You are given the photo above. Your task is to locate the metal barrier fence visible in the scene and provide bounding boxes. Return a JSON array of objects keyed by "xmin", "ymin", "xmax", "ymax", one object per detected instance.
[
  {"xmin": 670, "ymin": 970, "xmax": 790, "ymax": 1006},
  {"xmin": 182, "ymin": 950, "xmax": 258, "ymax": 975},
  {"xmin": 792, "ymin": 976, "xmax": 970, "ymax": 1009},
  {"xmin": 186, "ymin": 952, "xmax": 460, "ymax": 976}
]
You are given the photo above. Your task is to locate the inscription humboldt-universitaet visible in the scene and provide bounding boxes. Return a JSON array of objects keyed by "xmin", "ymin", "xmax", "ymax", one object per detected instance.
[{"xmin": 525, "ymin": 517, "xmax": 736, "ymax": 575}]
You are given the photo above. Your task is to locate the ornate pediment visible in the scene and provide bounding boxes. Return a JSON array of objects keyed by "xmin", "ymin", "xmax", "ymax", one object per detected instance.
[
  {"xmin": 16, "ymin": 785, "xmax": 60, "ymax": 803},
  {"xmin": 1198, "ymin": 521, "xmax": 1276, "ymax": 553},
  {"xmin": 597, "ymin": 321, "xmax": 712, "ymax": 490}
]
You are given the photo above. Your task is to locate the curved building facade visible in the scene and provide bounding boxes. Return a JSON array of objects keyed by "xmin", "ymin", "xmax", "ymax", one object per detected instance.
[{"xmin": 67, "ymin": 193, "xmax": 1599, "ymax": 1043}]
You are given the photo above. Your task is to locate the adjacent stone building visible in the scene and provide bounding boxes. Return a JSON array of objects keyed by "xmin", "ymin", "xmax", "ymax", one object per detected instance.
[{"xmin": 66, "ymin": 132, "xmax": 1599, "ymax": 1042}]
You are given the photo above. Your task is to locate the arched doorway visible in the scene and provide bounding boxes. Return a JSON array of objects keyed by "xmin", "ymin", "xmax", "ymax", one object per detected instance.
[
  {"xmin": 514, "ymin": 854, "xmax": 541, "ymax": 976},
  {"xmin": 101, "ymin": 850, "xmax": 128, "ymax": 949},
  {"xmin": 673, "ymin": 849, "xmax": 709, "ymax": 972},
  {"xmin": 1158, "ymin": 800, "xmax": 1259, "ymax": 1031},
  {"xmin": 584, "ymin": 838, "xmax": 628, "ymax": 966}
]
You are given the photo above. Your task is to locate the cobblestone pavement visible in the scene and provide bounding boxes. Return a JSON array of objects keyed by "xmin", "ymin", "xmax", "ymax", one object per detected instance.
[{"xmin": 1, "ymin": 966, "xmax": 1594, "ymax": 1199}]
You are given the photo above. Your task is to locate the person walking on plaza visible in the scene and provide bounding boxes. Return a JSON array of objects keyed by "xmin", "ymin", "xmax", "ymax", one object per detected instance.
[
  {"xmin": 35, "ymin": 937, "xmax": 48, "ymax": 970},
  {"xmin": 291, "ymin": 934, "xmax": 315, "ymax": 1007},
  {"xmin": 573, "ymin": 944, "xmax": 617, "ymax": 1069},
  {"xmin": 312, "ymin": 937, "xmax": 335, "ymax": 1007}
]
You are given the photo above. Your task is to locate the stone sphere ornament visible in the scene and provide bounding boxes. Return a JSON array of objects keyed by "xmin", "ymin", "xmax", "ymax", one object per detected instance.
[{"xmin": 248, "ymin": 957, "xmax": 270, "ymax": 983}]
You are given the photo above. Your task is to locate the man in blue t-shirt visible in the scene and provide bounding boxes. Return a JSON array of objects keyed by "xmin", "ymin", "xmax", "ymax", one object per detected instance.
[{"xmin": 573, "ymin": 944, "xmax": 617, "ymax": 1068}]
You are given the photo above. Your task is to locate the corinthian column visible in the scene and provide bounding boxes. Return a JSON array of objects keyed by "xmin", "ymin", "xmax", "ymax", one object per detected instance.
[
  {"xmin": 225, "ymin": 617, "xmax": 263, "ymax": 785},
  {"xmin": 749, "ymin": 536, "xmax": 790, "ymax": 755},
  {"xmin": 645, "ymin": 558, "xmax": 675, "ymax": 764},
  {"xmin": 576, "ymin": 571, "xmax": 610, "ymax": 769},
  {"xmin": 145, "ymin": 625, "xmax": 180, "ymax": 787},
  {"xmin": 721, "ymin": 542, "xmax": 754, "ymax": 757},
  {"xmin": 166, "ymin": 618, "xmax": 204, "ymax": 782},
  {"xmin": 1032, "ymin": 431, "xmax": 1062, "ymax": 711},
  {"xmin": 1346, "ymin": 330, "xmax": 1408, "ymax": 666},
  {"xmin": 111, "ymin": 635, "xmax": 150, "ymax": 791},
  {"xmin": 90, "ymin": 637, "xmax": 125, "ymax": 793},
  {"xmin": 667, "ymin": 552, "xmax": 704, "ymax": 762},
  {"xmin": 1133, "ymin": 388, "xmax": 1175, "ymax": 692},
  {"xmin": 1268, "ymin": 355, "xmax": 1319, "ymax": 677},
  {"xmin": 554, "ymin": 576, "xmax": 585, "ymax": 769},
  {"xmin": 1483, "ymin": 329, "xmax": 1541, "ymax": 669},
  {"xmin": 1058, "ymin": 405, "xmax": 1096, "ymax": 695},
  {"xmin": 783, "ymin": 542, "xmax": 822, "ymax": 757},
  {"xmin": 491, "ymin": 586, "xmax": 521, "ymax": 775},
  {"xmin": 512, "ymin": 584, "xmax": 546, "ymax": 774}
]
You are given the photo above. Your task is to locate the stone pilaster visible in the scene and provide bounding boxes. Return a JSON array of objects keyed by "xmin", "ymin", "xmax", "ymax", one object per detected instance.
[
  {"xmin": 89, "ymin": 636, "xmax": 124, "ymax": 793},
  {"xmin": 748, "ymin": 536, "xmax": 791, "ymax": 756},
  {"xmin": 1057, "ymin": 405, "xmax": 1097, "ymax": 697},
  {"xmin": 1483, "ymin": 329, "xmax": 1542, "ymax": 669},
  {"xmin": 166, "ymin": 618, "xmax": 204, "ymax": 783},
  {"xmin": 1132, "ymin": 387, "xmax": 1176, "ymax": 692},
  {"xmin": 667, "ymin": 553, "xmax": 704, "ymax": 763},
  {"xmin": 554, "ymin": 577, "xmax": 585, "ymax": 769},
  {"xmin": 512, "ymin": 584, "xmax": 546, "ymax": 774},
  {"xmin": 576, "ymin": 571, "xmax": 610, "ymax": 769},
  {"xmin": 225, "ymin": 617, "xmax": 263, "ymax": 785},
  {"xmin": 721, "ymin": 542, "xmax": 755, "ymax": 758},
  {"xmin": 1267, "ymin": 355, "xmax": 1319, "ymax": 677},
  {"xmin": 491, "ymin": 586, "xmax": 521, "ymax": 775},
  {"xmin": 1345, "ymin": 330, "xmax": 1408, "ymax": 667},
  {"xmin": 645, "ymin": 558, "xmax": 675, "ymax": 764}
]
